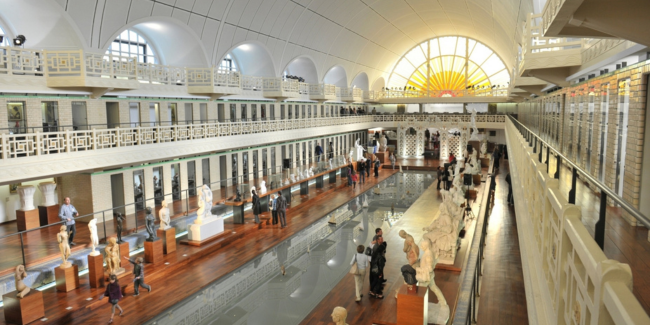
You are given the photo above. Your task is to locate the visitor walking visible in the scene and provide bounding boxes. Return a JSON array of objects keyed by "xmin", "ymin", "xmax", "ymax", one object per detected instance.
[
  {"xmin": 506, "ymin": 173, "xmax": 514, "ymax": 205},
  {"xmin": 365, "ymin": 158, "xmax": 371, "ymax": 177},
  {"xmin": 437, "ymin": 166, "xmax": 443, "ymax": 190},
  {"xmin": 347, "ymin": 163, "xmax": 353, "ymax": 186},
  {"xmin": 350, "ymin": 245, "xmax": 371, "ymax": 302},
  {"xmin": 276, "ymin": 191, "xmax": 287, "ymax": 228},
  {"xmin": 352, "ymin": 170, "xmax": 358, "ymax": 189},
  {"xmin": 369, "ymin": 236, "xmax": 386, "ymax": 299},
  {"xmin": 315, "ymin": 142, "xmax": 323, "ymax": 162},
  {"xmin": 252, "ymin": 189, "xmax": 261, "ymax": 223},
  {"xmin": 358, "ymin": 160, "xmax": 365, "ymax": 184},
  {"xmin": 374, "ymin": 156, "xmax": 380, "ymax": 177},
  {"xmin": 270, "ymin": 194, "xmax": 278, "ymax": 224},
  {"xmin": 123, "ymin": 256, "xmax": 151, "ymax": 296},
  {"xmin": 102, "ymin": 274, "xmax": 123, "ymax": 323}
]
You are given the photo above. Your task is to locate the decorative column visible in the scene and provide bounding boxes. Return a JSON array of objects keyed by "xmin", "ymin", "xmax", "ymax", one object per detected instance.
[
  {"xmin": 16, "ymin": 185, "xmax": 39, "ymax": 230},
  {"xmin": 38, "ymin": 182, "xmax": 60, "ymax": 225}
]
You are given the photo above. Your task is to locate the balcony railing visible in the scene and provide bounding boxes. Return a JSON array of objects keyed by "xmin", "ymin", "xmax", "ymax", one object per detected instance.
[
  {"xmin": 377, "ymin": 87, "xmax": 509, "ymax": 99},
  {"xmin": 0, "ymin": 114, "xmax": 507, "ymax": 161},
  {"xmin": 0, "ymin": 47, "xmax": 44, "ymax": 75}
]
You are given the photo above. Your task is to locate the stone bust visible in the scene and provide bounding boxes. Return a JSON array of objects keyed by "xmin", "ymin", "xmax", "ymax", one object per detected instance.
[{"xmin": 331, "ymin": 306, "xmax": 348, "ymax": 325}]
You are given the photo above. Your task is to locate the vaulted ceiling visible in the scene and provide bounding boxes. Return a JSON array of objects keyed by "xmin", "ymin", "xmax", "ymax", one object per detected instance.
[{"xmin": 0, "ymin": 0, "xmax": 534, "ymax": 84}]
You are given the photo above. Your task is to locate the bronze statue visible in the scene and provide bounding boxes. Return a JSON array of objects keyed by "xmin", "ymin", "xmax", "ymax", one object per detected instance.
[
  {"xmin": 234, "ymin": 188, "xmax": 242, "ymax": 202},
  {"xmin": 115, "ymin": 212, "xmax": 125, "ymax": 243},
  {"xmin": 145, "ymin": 207, "xmax": 156, "ymax": 242}
]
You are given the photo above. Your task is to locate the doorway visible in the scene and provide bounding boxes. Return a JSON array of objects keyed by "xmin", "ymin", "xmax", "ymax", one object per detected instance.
[
  {"xmin": 149, "ymin": 103, "xmax": 160, "ymax": 126},
  {"xmin": 202, "ymin": 158, "xmax": 211, "ymax": 186},
  {"xmin": 253, "ymin": 150, "xmax": 258, "ymax": 179},
  {"xmin": 168, "ymin": 103, "xmax": 178, "ymax": 125},
  {"xmin": 199, "ymin": 103, "xmax": 208, "ymax": 123},
  {"xmin": 220, "ymin": 155, "xmax": 227, "ymax": 188},
  {"xmin": 153, "ymin": 166, "xmax": 163, "ymax": 206},
  {"xmin": 133, "ymin": 170, "xmax": 145, "ymax": 211},
  {"xmin": 111, "ymin": 174, "xmax": 125, "ymax": 215},
  {"xmin": 184, "ymin": 103, "xmax": 193, "ymax": 124},
  {"xmin": 71, "ymin": 101, "xmax": 88, "ymax": 131},
  {"xmin": 106, "ymin": 102, "xmax": 120, "ymax": 129},
  {"xmin": 187, "ymin": 161, "xmax": 196, "ymax": 197},
  {"xmin": 218, "ymin": 103, "xmax": 225, "ymax": 122},
  {"xmin": 129, "ymin": 102, "xmax": 140, "ymax": 127},
  {"xmin": 41, "ymin": 101, "xmax": 59, "ymax": 132},
  {"xmin": 171, "ymin": 163, "xmax": 181, "ymax": 200}
]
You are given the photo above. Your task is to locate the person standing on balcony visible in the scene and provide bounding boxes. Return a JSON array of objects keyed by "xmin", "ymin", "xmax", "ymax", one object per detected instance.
[
  {"xmin": 58, "ymin": 197, "xmax": 78, "ymax": 246},
  {"xmin": 252, "ymin": 189, "xmax": 261, "ymax": 224},
  {"xmin": 276, "ymin": 191, "xmax": 287, "ymax": 228},
  {"xmin": 358, "ymin": 160, "xmax": 366, "ymax": 184},
  {"xmin": 315, "ymin": 143, "xmax": 324, "ymax": 162}
]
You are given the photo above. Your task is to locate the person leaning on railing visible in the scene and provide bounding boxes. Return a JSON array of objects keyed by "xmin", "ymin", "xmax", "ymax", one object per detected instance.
[{"xmin": 58, "ymin": 197, "xmax": 79, "ymax": 246}]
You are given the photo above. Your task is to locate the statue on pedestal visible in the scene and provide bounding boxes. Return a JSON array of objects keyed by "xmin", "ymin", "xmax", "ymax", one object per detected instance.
[
  {"xmin": 331, "ymin": 306, "xmax": 349, "ymax": 325},
  {"xmin": 401, "ymin": 264, "xmax": 417, "ymax": 285},
  {"xmin": 380, "ymin": 134, "xmax": 387, "ymax": 152},
  {"xmin": 422, "ymin": 212, "xmax": 458, "ymax": 264},
  {"xmin": 234, "ymin": 188, "xmax": 242, "ymax": 202},
  {"xmin": 17, "ymin": 185, "xmax": 36, "ymax": 211},
  {"xmin": 115, "ymin": 212, "xmax": 125, "ymax": 244},
  {"xmin": 159, "ymin": 200, "xmax": 171, "ymax": 230},
  {"xmin": 56, "ymin": 225, "xmax": 71, "ymax": 268},
  {"xmin": 145, "ymin": 207, "xmax": 156, "ymax": 241},
  {"xmin": 38, "ymin": 182, "xmax": 57, "ymax": 206},
  {"xmin": 201, "ymin": 184, "xmax": 213, "ymax": 217},
  {"xmin": 88, "ymin": 218, "xmax": 100, "ymax": 256},
  {"xmin": 259, "ymin": 181, "xmax": 267, "ymax": 194},
  {"xmin": 329, "ymin": 159, "xmax": 333, "ymax": 170},
  {"xmin": 14, "ymin": 265, "xmax": 31, "ymax": 298},
  {"xmin": 399, "ymin": 230, "xmax": 419, "ymax": 266},
  {"xmin": 481, "ymin": 140, "xmax": 487, "ymax": 157},
  {"xmin": 415, "ymin": 239, "xmax": 447, "ymax": 306},
  {"xmin": 105, "ymin": 237, "xmax": 120, "ymax": 275}
]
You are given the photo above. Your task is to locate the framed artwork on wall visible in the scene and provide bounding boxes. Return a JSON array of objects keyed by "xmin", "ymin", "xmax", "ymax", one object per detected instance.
[{"xmin": 9, "ymin": 183, "xmax": 21, "ymax": 194}]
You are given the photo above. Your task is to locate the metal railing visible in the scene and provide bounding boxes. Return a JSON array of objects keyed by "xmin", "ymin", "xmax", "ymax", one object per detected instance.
[{"xmin": 509, "ymin": 115, "xmax": 650, "ymax": 234}]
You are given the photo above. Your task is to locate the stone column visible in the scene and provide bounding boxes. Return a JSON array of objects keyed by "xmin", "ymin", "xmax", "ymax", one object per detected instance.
[
  {"xmin": 38, "ymin": 182, "xmax": 58, "ymax": 206},
  {"xmin": 179, "ymin": 162, "xmax": 189, "ymax": 200},
  {"xmin": 210, "ymin": 156, "xmax": 220, "ymax": 190},
  {"xmin": 17, "ymin": 186, "xmax": 36, "ymax": 211}
]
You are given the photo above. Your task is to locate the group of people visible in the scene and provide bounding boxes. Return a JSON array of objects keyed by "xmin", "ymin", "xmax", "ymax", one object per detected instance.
[
  {"xmin": 339, "ymin": 106, "xmax": 367, "ymax": 116},
  {"xmin": 347, "ymin": 156, "xmax": 381, "ymax": 188},
  {"xmin": 250, "ymin": 189, "xmax": 289, "ymax": 228},
  {"xmin": 350, "ymin": 228, "xmax": 388, "ymax": 301}
]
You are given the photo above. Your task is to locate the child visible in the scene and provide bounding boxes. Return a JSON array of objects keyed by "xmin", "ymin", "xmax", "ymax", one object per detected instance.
[
  {"xmin": 352, "ymin": 171, "xmax": 358, "ymax": 188},
  {"xmin": 103, "ymin": 274, "xmax": 124, "ymax": 323}
]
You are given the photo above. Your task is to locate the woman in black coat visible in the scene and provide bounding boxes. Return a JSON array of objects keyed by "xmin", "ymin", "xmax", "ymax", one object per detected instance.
[{"xmin": 252, "ymin": 189, "xmax": 261, "ymax": 224}]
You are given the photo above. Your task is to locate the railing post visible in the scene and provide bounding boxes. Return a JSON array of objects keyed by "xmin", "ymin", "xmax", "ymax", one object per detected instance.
[
  {"xmin": 595, "ymin": 191, "xmax": 607, "ymax": 249},
  {"xmin": 538, "ymin": 143, "xmax": 543, "ymax": 163},
  {"xmin": 554, "ymin": 155, "xmax": 560, "ymax": 179},
  {"xmin": 546, "ymin": 146, "xmax": 550, "ymax": 174},
  {"xmin": 568, "ymin": 167, "xmax": 577, "ymax": 204},
  {"xmin": 20, "ymin": 232, "xmax": 26, "ymax": 267},
  {"xmin": 533, "ymin": 137, "xmax": 537, "ymax": 153}
]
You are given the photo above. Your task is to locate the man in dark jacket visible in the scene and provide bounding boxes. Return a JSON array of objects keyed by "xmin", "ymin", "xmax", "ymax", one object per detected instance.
[
  {"xmin": 276, "ymin": 191, "xmax": 288, "ymax": 228},
  {"xmin": 506, "ymin": 173, "xmax": 514, "ymax": 205},
  {"xmin": 365, "ymin": 157, "xmax": 371, "ymax": 177},
  {"xmin": 123, "ymin": 256, "xmax": 151, "ymax": 296},
  {"xmin": 315, "ymin": 143, "xmax": 324, "ymax": 162}
]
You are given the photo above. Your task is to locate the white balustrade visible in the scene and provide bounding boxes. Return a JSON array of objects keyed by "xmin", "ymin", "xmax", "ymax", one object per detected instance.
[{"xmin": 242, "ymin": 75, "xmax": 263, "ymax": 91}]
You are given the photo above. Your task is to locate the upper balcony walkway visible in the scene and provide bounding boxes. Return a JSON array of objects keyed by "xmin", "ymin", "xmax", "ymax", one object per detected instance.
[
  {"xmin": 0, "ymin": 46, "xmax": 511, "ymax": 103},
  {"xmin": 0, "ymin": 114, "xmax": 506, "ymax": 183}
]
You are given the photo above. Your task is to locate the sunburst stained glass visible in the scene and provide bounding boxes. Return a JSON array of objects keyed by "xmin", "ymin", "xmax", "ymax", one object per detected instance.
[{"xmin": 388, "ymin": 37, "xmax": 510, "ymax": 95}]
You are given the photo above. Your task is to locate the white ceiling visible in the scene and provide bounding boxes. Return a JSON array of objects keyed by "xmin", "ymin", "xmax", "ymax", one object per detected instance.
[{"xmin": 0, "ymin": 0, "xmax": 533, "ymax": 85}]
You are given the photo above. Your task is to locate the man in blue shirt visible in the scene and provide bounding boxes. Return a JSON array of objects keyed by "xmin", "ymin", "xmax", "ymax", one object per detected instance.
[{"xmin": 58, "ymin": 197, "xmax": 79, "ymax": 245}]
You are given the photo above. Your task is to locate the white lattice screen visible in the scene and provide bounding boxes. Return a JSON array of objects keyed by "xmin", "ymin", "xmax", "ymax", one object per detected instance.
[{"xmin": 448, "ymin": 135, "xmax": 460, "ymax": 157}]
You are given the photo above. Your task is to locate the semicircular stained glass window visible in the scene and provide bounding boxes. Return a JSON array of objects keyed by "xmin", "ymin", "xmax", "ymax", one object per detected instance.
[{"xmin": 388, "ymin": 36, "xmax": 510, "ymax": 94}]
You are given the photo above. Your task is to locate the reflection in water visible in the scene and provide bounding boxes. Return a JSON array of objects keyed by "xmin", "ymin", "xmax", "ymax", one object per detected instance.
[{"xmin": 147, "ymin": 172, "xmax": 433, "ymax": 325}]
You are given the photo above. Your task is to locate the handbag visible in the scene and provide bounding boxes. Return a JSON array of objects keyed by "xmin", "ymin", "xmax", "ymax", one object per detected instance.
[{"xmin": 349, "ymin": 254, "xmax": 361, "ymax": 275}]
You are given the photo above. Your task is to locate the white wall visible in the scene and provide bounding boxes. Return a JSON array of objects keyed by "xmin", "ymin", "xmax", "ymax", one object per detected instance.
[
  {"xmin": 0, "ymin": 178, "xmax": 57, "ymax": 223},
  {"xmin": 487, "ymin": 129, "xmax": 506, "ymax": 144},
  {"xmin": 423, "ymin": 103, "xmax": 463, "ymax": 113}
]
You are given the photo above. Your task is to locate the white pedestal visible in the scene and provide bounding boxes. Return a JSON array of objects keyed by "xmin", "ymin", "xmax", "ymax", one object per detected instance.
[{"xmin": 188, "ymin": 215, "xmax": 224, "ymax": 242}]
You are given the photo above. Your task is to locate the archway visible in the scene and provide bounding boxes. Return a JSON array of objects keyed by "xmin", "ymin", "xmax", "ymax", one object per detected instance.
[
  {"xmin": 283, "ymin": 56, "xmax": 318, "ymax": 83},
  {"xmin": 350, "ymin": 72, "xmax": 369, "ymax": 90},
  {"xmin": 323, "ymin": 65, "xmax": 348, "ymax": 88},
  {"xmin": 371, "ymin": 77, "xmax": 386, "ymax": 91},
  {"xmin": 222, "ymin": 42, "xmax": 276, "ymax": 77}
]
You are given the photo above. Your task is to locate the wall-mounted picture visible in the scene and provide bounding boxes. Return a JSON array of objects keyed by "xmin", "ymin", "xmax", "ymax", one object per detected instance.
[{"xmin": 9, "ymin": 183, "xmax": 21, "ymax": 194}]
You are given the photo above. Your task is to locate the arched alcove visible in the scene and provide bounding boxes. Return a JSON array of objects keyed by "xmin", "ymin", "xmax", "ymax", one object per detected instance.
[
  {"xmin": 323, "ymin": 65, "xmax": 348, "ymax": 88},
  {"xmin": 102, "ymin": 17, "xmax": 209, "ymax": 68},
  {"xmin": 371, "ymin": 77, "xmax": 386, "ymax": 91},
  {"xmin": 222, "ymin": 42, "xmax": 276, "ymax": 77},
  {"xmin": 283, "ymin": 56, "xmax": 319, "ymax": 83},
  {"xmin": 350, "ymin": 72, "xmax": 369, "ymax": 90}
]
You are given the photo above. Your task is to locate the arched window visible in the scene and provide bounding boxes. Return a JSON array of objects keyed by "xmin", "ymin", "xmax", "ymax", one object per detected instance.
[
  {"xmin": 388, "ymin": 36, "xmax": 510, "ymax": 94},
  {"xmin": 0, "ymin": 26, "xmax": 10, "ymax": 47},
  {"xmin": 106, "ymin": 29, "xmax": 157, "ymax": 64},
  {"xmin": 220, "ymin": 54, "xmax": 236, "ymax": 71}
]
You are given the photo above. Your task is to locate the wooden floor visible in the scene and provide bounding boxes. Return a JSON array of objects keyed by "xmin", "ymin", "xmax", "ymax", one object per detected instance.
[
  {"xmin": 0, "ymin": 161, "xmax": 338, "ymax": 277},
  {"xmin": 545, "ymin": 154, "xmax": 650, "ymax": 314},
  {"xmin": 299, "ymin": 167, "xmax": 487, "ymax": 325},
  {"xmin": 0, "ymin": 168, "xmax": 397, "ymax": 325},
  {"xmin": 476, "ymin": 161, "xmax": 529, "ymax": 324}
]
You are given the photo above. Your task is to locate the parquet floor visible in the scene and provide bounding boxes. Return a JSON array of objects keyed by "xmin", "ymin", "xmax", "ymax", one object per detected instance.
[{"xmin": 0, "ymin": 168, "xmax": 397, "ymax": 325}]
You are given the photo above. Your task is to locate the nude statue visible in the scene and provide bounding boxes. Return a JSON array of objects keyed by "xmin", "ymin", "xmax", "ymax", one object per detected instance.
[
  {"xmin": 259, "ymin": 181, "xmax": 267, "ymax": 194},
  {"xmin": 105, "ymin": 237, "xmax": 120, "ymax": 275},
  {"xmin": 88, "ymin": 218, "xmax": 100, "ymax": 256},
  {"xmin": 423, "ymin": 211, "xmax": 458, "ymax": 256},
  {"xmin": 145, "ymin": 207, "xmax": 156, "ymax": 241},
  {"xmin": 331, "ymin": 306, "xmax": 349, "ymax": 325},
  {"xmin": 159, "ymin": 200, "xmax": 171, "ymax": 230},
  {"xmin": 115, "ymin": 212, "xmax": 125, "ymax": 244},
  {"xmin": 201, "ymin": 184, "xmax": 213, "ymax": 216},
  {"xmin": 14, "ymin": 265, "xmax": 30, "ymax": 298},
  {"xmin": 415, "ymin": 239, "xmax": 447, "ymax": 306},
  {"xmin": 399, "ymin": 230, "xmax": 420, "ymax": 266},
  {"xmin": 56, "ymin": 225, "xmax": 71, "ymax": 268}
]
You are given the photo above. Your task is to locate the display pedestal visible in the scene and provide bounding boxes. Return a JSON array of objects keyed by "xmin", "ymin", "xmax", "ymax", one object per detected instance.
[
  {"xmin": 480, "ymin": 157, "xmax": 490, "ymax": 168},
  {"xmin": 2, "ymin": 290, "xmax": 45, "ymax": 325},
  {"xmin": 16, "ymin": 209, "xmax": 39, "ymax": 231},
  {"xmin": 118, "ymin": 241, "xmax": 130, "ymax": 260},
  {"xmin": 55, "ymin": 264, "xmax": 79, "ymax": 292},
  {"xmin": 397, "ymin": 284, "xmax": 428, "ymax": 325},
  {"xmin": 472, "ymin": 174, "xmax": 482, "ymax": 185},
  {"xmin": 185, "ymin": 216, "xmax": 225, "ymax": 246},
  {"xmin": 144, "ymin": 239, "xmax": 163, "ymax": 264},
  {"xmin": 87, "ymin": 254, "xmax": 104, "ymax": 288},
  {"xmin": 38, "ymin": 204, "xmax": 59, "ymax": 226},
  {"xmin": 157, "ymin": 228, "xmax": 176, "ymax": 254}
]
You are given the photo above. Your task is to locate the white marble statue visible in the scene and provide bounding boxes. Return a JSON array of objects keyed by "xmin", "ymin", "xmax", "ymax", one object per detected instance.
[
  {"xmin": 467, "ymin": 150, "xmax": 480, "ymax": 174},
  {"xmin": 290, "ymin": 174, "xmax": 296, "ymax": 183},
  {"xmin": 353, "ymin": 139, "xmax": 366, "ymax": 161},
  {"xmin": 415, "ymin": 239, "xmax": 447, "ymax": 306},
  {"xmin": 331, "ymin": 306, "xmax": 349, "ymax": 325},
  {"xmin": 88, "ymin": 218, "xmax": 100, "ymax": 256},
  {"xmin": 259, "ymin": 181, "xmax": 267, "ymax": 194},
  {"xmin": 17, "ymin": 185, "xmax": 36, "ymax": 211},
  {"xmin": 38, "ymin": 182, "xmax": 57, "ymax": 207},
  {"xmin": 329, "ymin": 159, "xmax": 334, "ymax": 170},
  {"xmin": 399, "ymin": 165, "xmax": 403, "ymax": 173},
  {"xmin": 469, "ymin": 109, "xmax": 481, "ymax": 141},
  {"xmin": 284, "ymin": 178, "xmax": 290, "ymax": 185},
  {"xmin": 56, "ymin": 225, "xmax": 72, "ymax": 268},
  {"xmin": 201, "ymin": 184, "xmax": 213, "ymax": 217},
  {"xmin": 380, "ymin": 134, "xmax": 387, "ymax": 152},
  {"xmin": 159, "ymin": 199, "xmax": 171, "ymax": 230},
  {"xmin": 195, "ymin": 198, "xmax": 205, "ymax": 224},
  {"xmin": 481, "ymin": 140, "xmax": 488, "ymax": 157}
]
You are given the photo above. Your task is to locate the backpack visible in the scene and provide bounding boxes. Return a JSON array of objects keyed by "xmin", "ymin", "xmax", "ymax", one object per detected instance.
[{"xmin": 365, "ymin": 245, "xmax": 373, "ymax": 256}]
